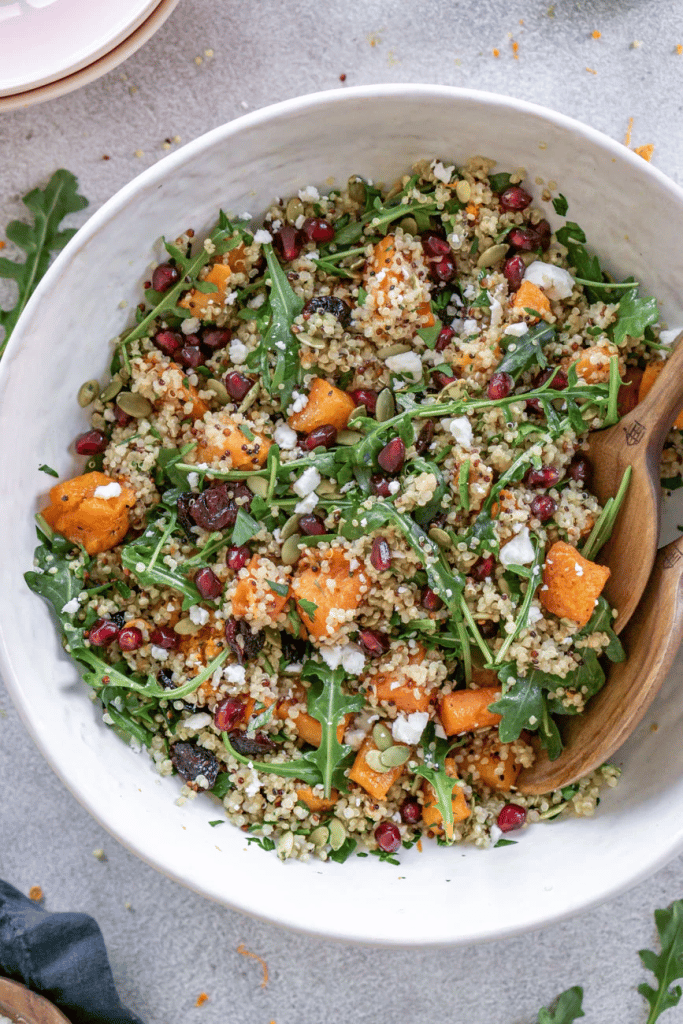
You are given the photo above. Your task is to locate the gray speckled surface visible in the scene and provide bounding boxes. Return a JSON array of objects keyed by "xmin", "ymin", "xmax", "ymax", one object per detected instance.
[{"xmin": 2, "ymin": 1, "xmax": 683, "ymax": 1021}]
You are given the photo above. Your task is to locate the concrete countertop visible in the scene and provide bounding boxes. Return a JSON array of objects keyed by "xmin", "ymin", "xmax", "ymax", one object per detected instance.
[{"xmin": 2, "ymin": 1, "xmax": 683, "ymax": 1021}]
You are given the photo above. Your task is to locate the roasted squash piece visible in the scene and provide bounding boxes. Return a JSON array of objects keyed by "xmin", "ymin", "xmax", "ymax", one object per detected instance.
[
  {"xmin": 539, "ymin": 540, "xmax": 610, "ymax": 627},
  {"xmin": 231, "ymin": 555, "xmax": 290, "ymax": 622},
  {"xmin": 138, "ymin": 354, "xmax": 208, "ymax": 420},
  {"xmin": 42, "ymin": 472, "xmax": 135, "ymax": 555},
  {"xmin": 296, "ymin": 786, "xmax": 339, "ymax": 812},
  {"xmin": 179, "ymin": 245, "xmax": 247, "ymax": 318},
  {"xmin": 274, "ymin": 682, "xmax": 347, "ymax": 747},
  {"xmin": 573, "ymin": 344, "xmax": 618, "ymax": 384},
  {"xmin": 439, "ymin": 688, "xmax": 502, "ymax": 736},
  {"xmin": 512, "ymin": 280, "xmax": 551, "ymax": 319},
  {"xmin": 364, "ymin": 234, "xmax": 433, "ymax": 324},
  {"xmin": 348, "ymin": 734, "xmax": 406, "ymax": 801},
  {"xmin": 195, "ymin": 414, "xmax": 271, "ymax": 470},
  {"xmin": 291, "ymin": 547, "xmax": 366, "ymax": 640},
  {"xmin": 287, "ymin": 377, "xmax": 356, "ymax": 434},
  {"xmin": 421, "ymin": 758, "xmax": 470, "ymax": 838},
  {"xmin": 370, "ymin": 646, "xmax": 432, "ymax": 713}
]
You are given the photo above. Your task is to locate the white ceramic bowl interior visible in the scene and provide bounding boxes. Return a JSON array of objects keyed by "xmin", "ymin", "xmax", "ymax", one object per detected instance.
[{"xmin": 2, "ymin": 85, "xmax": 683, "ymax": 946}]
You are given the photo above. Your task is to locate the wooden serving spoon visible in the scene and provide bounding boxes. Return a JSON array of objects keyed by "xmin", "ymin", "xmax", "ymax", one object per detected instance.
[
  {"xmin": 0, "ymin": 978, "xmax": 71, "ymax": 1024},
  {"xmin": 518, "ymin": 536, "xmax": 683, "ymax": 794},
  {"xmin": 586, "ymin": 333, "xmax": 683, "ymax": 634}
]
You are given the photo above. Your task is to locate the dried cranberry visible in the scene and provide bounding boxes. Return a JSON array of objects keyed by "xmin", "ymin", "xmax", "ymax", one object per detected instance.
[
  {"xmin": 508, "ymin": 227, "xmax": 540, "ymax": 252},
  {"xmin": 170, "ymin": 741, "xmax": 220, "ymax": 788},
  {"xmin": 422, "ymin": 586, "xmax": 443, "ymax": 611},
  {"xmin": 178, "ymin": 345, "xmax": 205, "ymax": 369},
  {"xmin": 151, "ymin": 262, "xmax": 179, "ymax": 292},
  {"xmin": 302, "ymin": 295, "xmax": 352, "ymax": 327},
  {"xmin": 302, "ymin": 217, "xmax": 335, "ymax": 243},
  {"xmin": 400, "ymin": 799, "xmax": 422, "ymax": 825},
  {"xmin": 377, "ymin": 437, "xmax": 405, "ymax": 474},
  {"xmin": 369, "ymin": 474, "xmax": 392, "ymax": 497},
  {"xmin": 374, "ymin": 821, "xmax": 401, "ymax": 853},
  {"xmin": 470, "ymin": 555, "xmax": 495, "ymax": 581},
  {"xmin": 432, "ymin": 370, "xmax": 457, "ymax": 390},
  {"xmin": 227, "ymin": 731, "xmax": 275, "ymax": 756},
  {"xmin": 477, "ymin": 619, "xmax": 499, "ymax": 638},
  {"xmin": 421, "ymin": 232, "xmax": 451, "ymax": 258},
  {"xmin": 214, "ymin": 697, "xmax": 246, "ymax": 732},
  {"xmin": 497, "ymin": 803, "xmax": 527, "ymax": 832},
  {"xmin": 225, "ymin": 617, "xmax": 265, "ymax": 663},
  {"xmin": 176, "ymin": 492, "xmax": 196, "ymax": 537},
  {"xmin": 224, "ymin": 371, "xmax": 254, "ymax": 402},
  {"xmin": 415, "ymin": 419, "xmax": 434, "ymax": 455},
  {"xmin": 153, "ymin": 330, "xmax": 182, "ymax": 356},
  {"xmin": 568, "ymin": 454, "xmax": 593, "ymax": 486},
  {"xmin": 118, "ymin": 625, "xmax": 143, "ymax": 651},
  {"xmin": 299, "ymin": 514, "xmax": 326, "ymax": 536},
  {"xmin": 487, "ymin": 372, "xmax": 514, "ymax": 401},
  {"xmin": 530, "ymin": 495, "xmax": 557, "ymax": 522},
  {"xmin": 430, "ymin": 255, "xmax": 456, "ymax": 282},
  {"xmin": 194, "ymin": 567, "xmax": 223, "ymax": 599},
  {"xmin": 189, "ymin": 482, "xmax": 252, "ymax": 531},
  {"xmin": 88, "ymin": 619, "xmax": 119, "ymax": 646},
  {"xmin": 435, "ymin": 325, "xmax": 456, "ymax": 351},
  {"xmin": 370, "ymin": 536, "xmax": 392, "ymax": 571},
  {"xmin": 500, "ymin": 185, "xmax": 532, "ymax": 212},
  {"xmin": 226, "ymin": 545, "xmax": 251, "ymax": 571},
  {"xmin": 304, "ymin": 424, "xmax": 337, "ymax": 450},
  {"xmin": 503, "ymin": 255, "xmax": 526, "ymax": 291},
  {"xmin": 348, "ymin": 388, "xmax": 378, "ymax": 415},
  {"xmin": 272, "ymin": 224, "xmax": 303, "ymax": 262},
  {"xmin": 157, "ymin": 668, "xmax": 176, "ymax": 688},
  {"xmin": 111, "ymin": 611, "xmax": 126, "ymax": 630},
  {"xmin": 75, "ymin": 430, "xmax": 108, "ymax": 455},
  {"xmin": 149, "ymin": 626, "xmax": 178, "ymax": 650},
  {"xmin": 357, "ymin": 628, "xmax": 390, "ymax": 657},
  {"xmin": 202, "ymin": 328, "xmax": 232, "ymax": 350},
  {"xmin": 536, "ymin": 219, "xmax": 552, "ymax": 251},
  {"xmin": 525, "ymin": 466, "xmax": 560, "ymax": 489}
]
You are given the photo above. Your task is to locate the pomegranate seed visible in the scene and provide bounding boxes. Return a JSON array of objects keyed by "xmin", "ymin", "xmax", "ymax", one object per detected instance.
[
  {"xmin": 118, "ymin": 625, "xmax": 143, "ymax": 651},
  {"xmin": 349, "ymin": 388, "xmax": 378, "ymax": 415},
  {"xmin": 432, "ymin": 370, "xmax": 457, "ymax": 389},
  {"xmin": 503, "ymin": 255, "xmax": 526, "ymax": 291},
  {"xmin": 435, "ymin": 325, "xmax": 456, "ymax": 351},
  {"xmin": 415, "ymin": 419, "xmax": 434, "ymax": 455},
  {"xmin": 214, "ymin": 696, "xmax": 246, "ymax": 732},
  {"xmin": 151, "ymin": 263, "xmax": 179, "ymax": 292},
  {"xmin": 149, "ymin": 626, "xmax": 178, "ymax": 649},
  {"xmin": 75, "ymin": 430, "xmax": 108, "ymax": 455},
  {"xmin": 194, "ymin": 567, "xmax": 223, "ymax": 599},
  {"xmin": 422, "ymin": 586, "xmax": 443, "ymax": 611},
  {"xmin": 431, "ymin": 255, "xmax": 456, "ymax": 282},
  {"xmin": 421, "ymin": 232, "xmax": 451, "ymax": 257},
  {"xmin": 536, "ymin": 219, "xmax": 552, "ymax": 251},
  {"xmin": 370, "ymin": 536, "xmax": 392, "ymax": 571},
  {"xmin": 538, "ymin": 367, "xmax": 569, "ymax": 391},
  {"xmin": 377, "ymin": 437, "xmax": 405, "ymax": 474},
  {"xmin": 369, "ymin": 474, "xmax": 392, "ymax": 497},
  {"xmin": 114, "ymin": 405, "xmax": 132, "ymax": 428},
  {"xmin": 525, "ymin": 467, "xmax": 559, "ymax": 489},
  {"xmin": 227, "ymin": 545, "xmax": 251, "ymax": 571},
  {"xmin": 568, "ymin": 454, "xmax": 593, "ymax": 486},
  {"xmin": 500, "ymin": 186, "xmax": 532, "ymax": 212},
  {"xmin": 375, "ymin": 821, "xmax": 401, "ymax": 853},
  {"xmin": 497, "ymin": 803, "xmax": 527, "ymax": 832},
  {"xmin": 153, "ymin": 329, "xmax": 182, "ymax": 356},
  {"xmin": 302, "ymin": 217, "xmax": 335, "ymax": 243},
  {"xmin": 299, "ymin": 514, "xmax": 326, "ymax": 536},
  {"xmin": 304, "ymin": 424, "xmax": 337, "ymax": 450},
  {"xmin": 400, "ymin": 799, "xmax": 422, "ymax": 825},
  {"xmin": 202, "ymin": 328, "xmax": 232, "ymax": 350},
  {"xmin": 530, "ymin": 494, "xmax": 557, "ymax": 522},
  {"xmin": 272, "ymin": 224, "xmax": 302, "ymax": 262},
  {"xmin": 88, "ymin": 619, "xmax": 119, "ymax": 646},
  {"xmin": 178, "ymin": 345, "xmax": 205, "ymax": 368},
  {"xmin": 487, "ymin": 372, "xmax": 514, "ymax": 400},
  {"xmin": 224, "ymin": 371, "xmax": 254, "ymax": 401},
  {"xmin": 508, "ymin": 227, "xmax": 540, "ymax": 252},
  {"xmin": 470, "ymin": 555, "xmax": 495, "ymax": 581},
  {"xmin": 357, "ymin": 628, "xmax": 390, "ymax": 657}
]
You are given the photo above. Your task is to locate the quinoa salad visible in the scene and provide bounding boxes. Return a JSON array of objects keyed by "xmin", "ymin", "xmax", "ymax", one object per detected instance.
[{"xmin": 26, "ymin": 157, "xmax": 683, "ymax": 864}]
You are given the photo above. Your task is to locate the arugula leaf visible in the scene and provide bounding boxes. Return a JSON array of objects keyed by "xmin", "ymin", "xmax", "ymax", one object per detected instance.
[
  {"xmin": 613, "ymin": 289, "xmax": 660, "ymax": 347},
  {"xmin": 578, "ymin": 595, "xmax": 625, "ymax": 663},
  {"xmin": 156, "ymin": 443, "xmax": 197, "ymax": 487},
  {"xmin": 488, "ymin": 172, "xmax": 512, "ymax": 194},
  {"xmin": 417, "ymin": 319, "xmax": 442, "ymax": 349},
  {"xmin": 328, "ymin": 837, "xmax": 358, "ymax": 863},
  {"xmin": 0, "ymin": 169, "xmax": 88, "ymax": 356},
  {"xmin": 496, "ymin": 323, "xmax": 555, "ymax": 381},
  {"xmin": 267, "ymin": 579, "xmax": 289, "ymax": 598},
  {"xmin": 494, "ymin": 838, "xmax": 518, "ymax": 848},
  {"xmin": 297, "ymin": 598, "xmax": 318, "ymax": 620},
  {"xmin": 638, "ymin": 900, "xmax": 683, "ymax": 1023},
  {"xmin": 259, "ymin": 243, "xmax": 304, "ymax": 409},
  {"xmin": 493, "ymin": 665, "xmax": 562, "ymax": 760},
  {"xmin": 537, "ymin": 987, "xmax": 585, "ymax": 1024},
  {"xmin": 211, "ymin": 774, "xmax": 233, "ymax": 799},
  {"xmin": 232, "ymin": 507, "xmax": 261, "ymax": 546},
  {"xmin": 552, "ymin": 194, "xmax": 569, "ymax": 216}
]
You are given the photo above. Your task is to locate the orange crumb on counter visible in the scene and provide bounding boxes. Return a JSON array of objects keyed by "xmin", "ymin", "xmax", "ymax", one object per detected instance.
[
  {"xmin": 417, "ymin": 839, "xmax": 423, "ymax": 852},
  {"xmin": 634, "ymin": 143, "xmax": 655, "ymax": 162},
  {"xmin": 28, "ymin": 886, "xmax": 43, "ymax": 901},
  {"xmin": 511, "ymin": 39, "xmax": 519, "ymax": 59},
  {"xmin": 625, "ymin": 116, "xmax": 634, "ymax": 146},
  {"xmin": 237, "ymin": 944, "xmax": 269, "ymax": 988},
  {"xmin": 592, "ymin": 29, "xmax": 601, "ymax": 39},
  {"xmin": 195, "ymin": 994, "xmax": 209, "ymax": 1007},
  {"xmin": 585, "ymin": 67, "xmax": 597, "ymax": 74},
  {"xmin": 0, "ymin": 240, "xmax": 5, "ymax": 250},
  {"xmin": 493, "ymin": 48, "xmax": 500, "ymax": 57},
  {"xmin": 677, "ymin": 44, "xmax": 682, "ymax": 54}
]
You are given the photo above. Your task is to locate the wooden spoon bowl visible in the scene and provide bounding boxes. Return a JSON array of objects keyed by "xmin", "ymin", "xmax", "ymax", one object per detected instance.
[{"xmin": 0, "ymin": 978, "xmax": 71, "ymax": 1024}]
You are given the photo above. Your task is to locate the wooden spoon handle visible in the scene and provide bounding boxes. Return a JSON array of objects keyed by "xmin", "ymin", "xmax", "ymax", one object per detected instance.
[
  {"xmin": 517, "ymin": 537, "xmax": 683, "ymax": 795},
  {"xmin": 623, "ymin": 332, "xmax": 683, "ymax": 455}
]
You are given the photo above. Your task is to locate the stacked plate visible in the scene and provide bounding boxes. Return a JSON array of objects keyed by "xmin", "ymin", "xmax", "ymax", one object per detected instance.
[{"xmin": 0, "ymin": 0, "xmax": 180, "ymax": 111}]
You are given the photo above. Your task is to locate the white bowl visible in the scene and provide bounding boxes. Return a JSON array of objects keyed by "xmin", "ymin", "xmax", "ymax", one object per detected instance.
[{"xmin": 2, "ymin": 85, "xmax": 683, "ymax": 945}]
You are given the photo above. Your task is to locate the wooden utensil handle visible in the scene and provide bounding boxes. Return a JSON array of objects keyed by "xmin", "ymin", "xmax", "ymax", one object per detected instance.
[{"xmin": 624, "ymin": 333, "xmax": 683, "ymax": 454}]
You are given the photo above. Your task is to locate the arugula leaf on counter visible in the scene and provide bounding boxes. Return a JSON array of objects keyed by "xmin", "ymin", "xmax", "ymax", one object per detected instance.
[
  {"xmin": 639, "ymin": 900, "xmax": 683, "ymax": 1023},
  {"xmin": 537, "ymin": 987, "xmax": 585, "ymax": 1024},
  {"xmin": 0, "ymin": 169, "xmax": 88, "ymax": 357}
]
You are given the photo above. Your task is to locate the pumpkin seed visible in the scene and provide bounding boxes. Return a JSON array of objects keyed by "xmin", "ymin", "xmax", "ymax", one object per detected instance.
[
  {"xmin": 349, "ymin": 255, "xmax": 366, "ymax": 271},
  {"xmin": 286, "ymin": 197, "xmax": 304, "ymax": 224},
  {"xmin": 377, "ymin": 343, "xmax": 412, "ymax": 359},
  {"xmin": 238, "ymin": 380, "xmax": 260, "ymax": 413},
  {"xmin": 246, "ymin": 475, "xmax": 268, "ymax": 498},
  {"xmin": 477, "ymin": 243, "xmax": 509, "ymax": 270},
  {"xmin": 372, "ymin": 723, "xmax": 393, "ymax": 751},
  {"xmin": 280, "ymin": 514, "xmax": 301, "ymax": 541},
  {"xmin": 327, "ymin": 818, "xmax": 348, "ymax": 851},
  {"xmin": 375, "ymin": 388, "xmax": 396, "ymax": 423},
  {"xmin": 281, "ymin": 532, "xmax": 304, "ymax": 565},
  {"xmin": 173, "ymin": 617, "xmax": 202, "ymax": 636},
  {"xmin": 205, "ymin": 378, "xmax": 230, "ymax": 405},
  {"xmin": 78, "ymin": 379, "xmax": 99, "ymax": 408},
  {"xmin": 438, "ymin": 379, "xmax": 463, "ymax": 400},
  {"xmin": 380, "ymin": 744, "xmax": 411, "ymax": 768},
  {"xmin": 399, "ymin": 216, "xmax": 418, "ymax": 235},
  {"xmin": 276, "ymin": 830, "xmax": 295, "ymax": 861},
  {"xmin": 364, "ymin": 749, "xmax": 392, "ymax": 774},
  {"xmin": 100, "ymin": 375, "xmax": 123, "ymax": 402},
  {"xmin": 456, "ymin": 179, "xmax": 471, "ymax": 204},
  {"xmin": 337, "ymin": 430, "xmax": 363, "ymax": 445},
  {"xmin": 348, "ymin": 178, "xmax": 366, "ymax": 204},
  {"xmin": 347, "ymin": 404, "xmax": 367, "ymax": 424},
  {"xmin": 300, "ymin": 334, "xmax": 326, "ymax": 350},
  {"xmin": 116, "ymin": 391, "xmax": 153, "ymax": 419},
  {"xmin": 309, "ymin": 826, "xmax": 330, "ymax": 849},
  {"xmin": 429, "ymin": 527, "xmax": 452, "ymax": 549},
  {"xmin": 316, "ymin": 480, "xmax": 338, "ymax": 496}
]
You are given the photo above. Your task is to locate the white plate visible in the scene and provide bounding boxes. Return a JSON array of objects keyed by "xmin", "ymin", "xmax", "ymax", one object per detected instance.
[
  {"xmin": 0, "ymin": 0, "xmax": 161, "ymax": 96},
  {"xmin": 2, "ymin": 86, "xmax": 683, "ymax": 945}
]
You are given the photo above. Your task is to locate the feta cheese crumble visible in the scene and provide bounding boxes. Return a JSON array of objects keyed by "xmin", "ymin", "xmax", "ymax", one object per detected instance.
[
  {"xmin": 224, "ymin": 663, "xmax": 247, "ymax": 684},
  {"xmin": 93, "ymin": 482, "xmax": 121, "ymax": 499},
  {"xmin": 293, "ymin": 467, "xmax": 321, "ymax": 497},
  {"xmin": 449, "ymin": 416, "xmax": 474, "ymax": 447},
  {"xmin": 61, "ymin": 597, "xmax": 80, "ymax": 615},
  {"xmin": 503, "ymin": 322, "xmax": 529, "ymax": 337},
  {"xmin": 188, "ymin": 605, "xmax": 210, "ymax": 627},
  {"xmin": 273, "ymin": 422, "xmax": 298, "ymax": 450},
  {"xmin": 253, "ymin": 228, "xmax": 273, "ymax": 244},
  {"xmin": 523, "ymin": 261, "xmax": 574, "ymax": 301},
  {"xmin": 385, "ymin": 351, "xmax": 423, "ymax": 382},
  {"xmin": 320, "ymin": 644, "xmax": 366, "ymax": 675},
  {"xmin": 500, "ymin": 527, "xmax": 535, "ymax": 567},
  {"xmin": 229, "ymin": 339, "xmax": 249, "ymax": 364},
  {"xmin": 298, "ymin": 185, "xmax": 320, "ymax": 202},
  {"xmin": 392, "ymin": 711, "xmax": 429, "ymax": 745}
]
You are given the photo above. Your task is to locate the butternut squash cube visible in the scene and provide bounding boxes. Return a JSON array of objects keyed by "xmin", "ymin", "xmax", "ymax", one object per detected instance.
[
  {"xmin": 539, "ymin": 540, "xmax": 610, "ymax": 627},
  {"xmin": 287, "ymin": 377, "xmax": 356, "ymax": 434},
  {"xmin": 370, "ymin": 646, "xmax": 432, "ymax": 713},
  {"xmin": 42, "ymin": 472, "xmax": 135, "ymax": 555},
  {"xmin": 421, "ymin": 758, "xmax": 470, "ymax": 838},
  {"xmin": 274, "ymin": 682, "xmax": 348, "ymax": 747},
  {"xmin": 512, "ymin": 280, "xmax": 551, "ymax": 319},
  {"xmin": 462, "ymin": 740, "xmax": 521, "ymax": 791},
  {"xmin": 291, "ymin": 547, "xmax": 366, "ymax": 640},
  {"xmin": 439, "ymin": 688, "xmax": 502, "ymax": 736},
  {"xmin": 573, "ymin": 344, "xmax": 618, "ymax": 384},
  {"xmin": 296, "ymin": 786, "xmax": 339, "ymax": 812},
  {"xmin": 179, "ymin": 245, "xmax": 247, "ymax": 319},
  {"xmin": 231, "ymin": 555, "xmax": 290, "ymax": 623},
  {"xmin": 195, "ymin": 414, "xmax": 270, "ymax": 470},
  {"xmin": 348, "ymin": 734, "xmax": 406, "ymax": 801}
]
